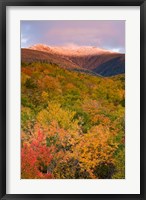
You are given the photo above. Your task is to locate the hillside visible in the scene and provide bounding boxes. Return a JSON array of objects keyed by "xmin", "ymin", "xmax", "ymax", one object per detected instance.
[
  {"xmin": 93, "ymin": 55, "xmax": 125, "ymax": 76},
  {"xmin": 21, "ymin": 61, "xmax": 125, "ymax": 179},
  {"xmin": 21, "ymin": 44, "xmax": 125, "ymax": 77},
  {"xmin": 21, "ymin": 48, "xmax": 80, "ymax": 70}
]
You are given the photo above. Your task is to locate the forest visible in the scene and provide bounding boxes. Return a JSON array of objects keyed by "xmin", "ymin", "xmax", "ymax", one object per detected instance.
[{"xmin": 21, "ymin": 62, "xmax": 125, "ymax": 179}]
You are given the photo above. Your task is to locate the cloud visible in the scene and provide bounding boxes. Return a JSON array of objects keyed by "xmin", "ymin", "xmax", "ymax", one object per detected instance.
[
  {"xmin": 46, "ymin": 27, "xmax": 102, "ymax": 47},
  {"xmin": 21, "ymin": 20, "xmax": 125, "ymax": 52},
  {"xmin": 61, "ymin": 43, "xmax": 80, "ymax": 48},
  {"xmin": 45, "ymin": 21, "xmax": 125, "ymax": 50},
  {"xmin": 21, "ymin": 34, "xmax": 29, "ymax": 47}
]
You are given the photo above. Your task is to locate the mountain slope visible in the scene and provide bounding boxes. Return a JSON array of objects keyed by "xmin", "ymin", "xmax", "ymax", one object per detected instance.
[
  {"xmin": 93, "ymin": 55, "xmax": 125, "ymax": 77},
  {"xmin": 21, "ymin": 61, "xmax": 125, "ymax": 179},
  {"xmin": 21, "ymin": 44, "xmax": 125, "ymax": 77},
  {"xmin": 21, "ymin": 48, "xmax": 80, "ymax": 70}
]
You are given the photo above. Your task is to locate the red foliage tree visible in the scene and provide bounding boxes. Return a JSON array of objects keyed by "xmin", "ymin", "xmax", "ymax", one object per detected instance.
[{"xmin": 21, "ymin": 130, "xmax": 53, "ymax": 179}]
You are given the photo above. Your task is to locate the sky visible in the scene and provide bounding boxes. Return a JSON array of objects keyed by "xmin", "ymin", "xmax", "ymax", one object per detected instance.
[{"xmin": 21, "ymin": 20, "xmax": 125, "ymax": 53}]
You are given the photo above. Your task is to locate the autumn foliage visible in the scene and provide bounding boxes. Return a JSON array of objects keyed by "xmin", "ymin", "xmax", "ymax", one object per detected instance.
[
  {"xmin": 21, "ymin": 130, "xmax": 53, "ymax": 179},
  {"xmin": 21, "ymin": 62, "xmax": 125, "ymax": 179}
]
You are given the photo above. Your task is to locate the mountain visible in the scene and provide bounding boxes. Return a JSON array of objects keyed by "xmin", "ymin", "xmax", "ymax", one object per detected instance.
[
  {"xmin": 21, "ymin": 48, "xmax": 80, "ymax": 70},
  {"xmin": 21, "ymin": 44, "xmax": 125, "ymax": 77},
  {"xmin": 93, "ymin": 55, "xmax": 125, "ymax": 76}
]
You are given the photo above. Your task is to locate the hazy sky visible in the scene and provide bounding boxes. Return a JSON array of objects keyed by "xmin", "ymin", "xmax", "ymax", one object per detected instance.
[{"xmin": 21, "ymin": 20, "xmax": 125, "ymax": 53}]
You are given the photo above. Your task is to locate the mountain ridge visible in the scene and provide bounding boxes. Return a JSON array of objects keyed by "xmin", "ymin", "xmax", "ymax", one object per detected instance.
[
  {"xmin": 29, "ymin": 44, "xmax": 119, "ymax": 56},
  {"xmin": 21, "ymin": 44, "xmax": 125, "ymax": 77}
]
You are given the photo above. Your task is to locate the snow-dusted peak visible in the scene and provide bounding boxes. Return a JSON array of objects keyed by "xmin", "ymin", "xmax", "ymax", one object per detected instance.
[
  {"xmin": 29, "ymin": 44, "xmax": 116, "ymax": 57},
  {"xmin": 29, "ymin": 44, "xmax": 51, "ymax": 51}
]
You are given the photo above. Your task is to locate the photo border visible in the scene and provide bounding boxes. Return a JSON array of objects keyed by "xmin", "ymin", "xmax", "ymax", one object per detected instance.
[{"xmin": 0, "ymin": 0, "xmax": 145, "ymax": 200}]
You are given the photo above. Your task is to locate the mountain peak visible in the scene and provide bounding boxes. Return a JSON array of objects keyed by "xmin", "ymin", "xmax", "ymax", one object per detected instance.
[
  {"xmin": 29, "ymin": 44, "xmax": 117, "ymax": 57},
  {"xmin": 29, "ymin": 44, "xmax": 51, "ymax": 51},
  {"xmin": 22, "ymin": 43, "xmax": 125, "ymax": 77}
]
